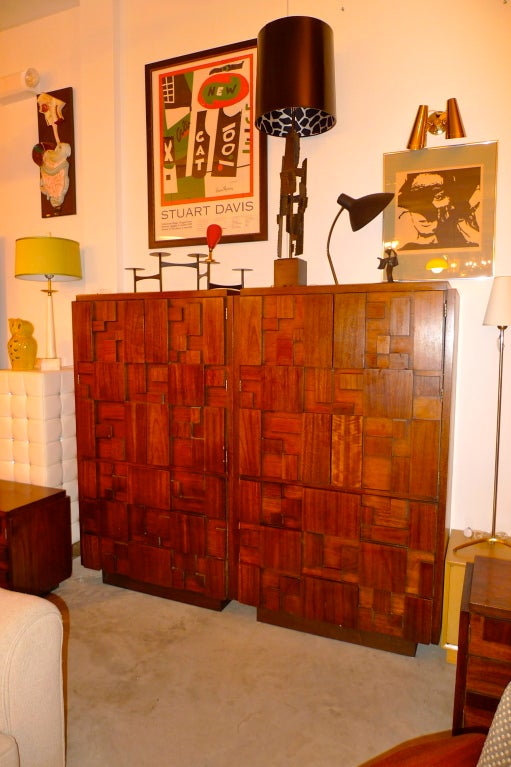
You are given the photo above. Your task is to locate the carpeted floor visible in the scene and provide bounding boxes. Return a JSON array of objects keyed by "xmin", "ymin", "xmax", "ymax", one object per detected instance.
[{"xmin": 49, "ymin": 559, "xmax": 457, "ymax": 767}]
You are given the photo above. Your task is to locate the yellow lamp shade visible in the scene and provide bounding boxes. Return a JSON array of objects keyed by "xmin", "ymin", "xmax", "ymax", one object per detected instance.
[{"xmin": 15, "ymin": 236, "xmax": 81, "ymax": 281}]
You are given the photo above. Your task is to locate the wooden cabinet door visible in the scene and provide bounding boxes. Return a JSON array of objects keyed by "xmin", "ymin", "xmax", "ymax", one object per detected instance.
[
  {"xmin": 234, "ymin": 284, "xmax": 454, "ymax": 653},
  {"xmin": 73, "ymin": 291, "xmax": 232, "ymax": 609}
]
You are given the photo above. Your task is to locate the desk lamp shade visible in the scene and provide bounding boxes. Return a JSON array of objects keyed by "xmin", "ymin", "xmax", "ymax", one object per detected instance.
[
  {"xmin": 255, "ymin": 16, "xmax": 336, "ymax": 138},
  {"xmin": 326, "ymin": 192, "xmax": 394, "ymax": 284},
  {"xmin": 15, "ymin": 236, "xmax": 82, "ymax": 370},
  {"xmin": 337, "ymin": 193, "xmax": 394, "ymax": 232}
]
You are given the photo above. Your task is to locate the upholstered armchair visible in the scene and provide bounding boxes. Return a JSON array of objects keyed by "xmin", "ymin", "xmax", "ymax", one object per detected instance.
[
  {"xmin": 359, "ymin": 680, "xmax": 511, "ymax": 766},
  {"xmin": 0, "ymin": 587, "xmax": 65, "ymax": 767}
]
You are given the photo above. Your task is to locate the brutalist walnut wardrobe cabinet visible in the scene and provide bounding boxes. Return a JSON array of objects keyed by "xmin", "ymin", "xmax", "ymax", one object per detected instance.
[
  {"xmin": 232, "ymin": 282, "xmax": 457, "ymax": 656},
  {"xmin": 72, "ymin": 290, "xmax": 235, "ymax": 609},
  {"xmin": 72, "ymin": 282, "xmax": 457, "ymax": 655}
]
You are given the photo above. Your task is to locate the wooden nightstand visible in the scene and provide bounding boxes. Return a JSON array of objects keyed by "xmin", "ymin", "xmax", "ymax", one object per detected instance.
[
  {"xmin": 0, "ymin": 480, "xmax": 72, "ymax": 594},
  {"xmin": 453, "ymin": 556, "xmax": 511, "ymax": 732},
  {"xmin": 441, "ymin": 530, "xmax": 511, "ymax": 663}
]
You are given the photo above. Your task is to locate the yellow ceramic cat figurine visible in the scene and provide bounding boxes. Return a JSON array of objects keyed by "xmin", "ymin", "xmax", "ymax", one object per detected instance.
[{"xmin": 7, "ymin": 318, "xmax": 37, "ymax": 370}]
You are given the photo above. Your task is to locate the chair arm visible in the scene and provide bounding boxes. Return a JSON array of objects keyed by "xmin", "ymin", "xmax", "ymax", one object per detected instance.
[
  {"xmin": 0, "ymin": 588, "xmax": 65, "ymax": 767},
  {"xmin": 358, "ymin": 730, "xmax": 486, "ymax": 767},
  {"xmin": 0, "ymin": 732, "xmax": 19, "ymax": 767}
]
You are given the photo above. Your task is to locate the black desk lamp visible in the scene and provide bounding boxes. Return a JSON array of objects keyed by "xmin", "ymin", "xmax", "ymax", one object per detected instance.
[{"xmin": 326, "ymin": 192, "xmax": 394, "ymax": 284}]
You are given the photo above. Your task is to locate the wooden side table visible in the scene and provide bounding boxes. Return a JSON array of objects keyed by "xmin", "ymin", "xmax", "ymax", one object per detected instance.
[
  {"xmin": 453, "ymin": 555, "xmax": 511, "ymax": 733},
  {"xmin": 441, "ymin": 530, "xmax": 511, "ymax": 663},
  {"xmin": 0, "ymin": 480, "xmax": 72, "ymax": 595}
]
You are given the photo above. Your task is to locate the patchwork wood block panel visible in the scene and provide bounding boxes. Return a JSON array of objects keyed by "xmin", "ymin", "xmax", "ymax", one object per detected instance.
[
  {"xmin": 235, "ymin": 283, "xmax": 456, "ymax": 655},
  {"xmin": 73, "ymin": 290, "xmax": 233, "ymax": 609},
  {"xmin": 73, "ymin": 282, "xmax": 456, "ymax": 653}
]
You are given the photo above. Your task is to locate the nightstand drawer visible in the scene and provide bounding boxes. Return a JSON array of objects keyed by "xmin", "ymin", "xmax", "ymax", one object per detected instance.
[
  {"xmin": 467, "ymin": 655, "xmax": 511, "ymax": 698},
  {"xmin": 464, "ymin": 694, "xmax": 500, "ymax": 730},
  {"xmin": 470, "ymin": 613, "xmax": 511, "ymax": 662}
]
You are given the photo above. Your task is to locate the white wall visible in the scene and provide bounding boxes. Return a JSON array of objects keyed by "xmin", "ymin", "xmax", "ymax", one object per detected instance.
[{"xmin": 1, "ymin": 0, "xmax": 510, "ymax": 537}]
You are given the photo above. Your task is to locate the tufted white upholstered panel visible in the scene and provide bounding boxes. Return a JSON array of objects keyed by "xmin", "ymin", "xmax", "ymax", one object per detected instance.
[{"xmin": 0, "ymin": 369, "xmax": 78, "ymax": 543}]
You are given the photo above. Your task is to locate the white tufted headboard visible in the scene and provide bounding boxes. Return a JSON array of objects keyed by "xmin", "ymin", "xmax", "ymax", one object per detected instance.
[{"xmin": 0, "ymin": 368, "xmax": 78, "ymax": 543}]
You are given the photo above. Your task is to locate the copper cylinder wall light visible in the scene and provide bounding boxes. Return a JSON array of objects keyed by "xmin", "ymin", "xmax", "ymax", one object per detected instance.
[
  {"xmin": 407, "ymin": 98, "xmax": 466, "ymax": 150},
  {"xmin": 255, "ymin": 15, "xmax": 336, "ymax": 286},
  {"xmin": 407, "ymin": 105, "xmax": 429, "ymax": 151}
]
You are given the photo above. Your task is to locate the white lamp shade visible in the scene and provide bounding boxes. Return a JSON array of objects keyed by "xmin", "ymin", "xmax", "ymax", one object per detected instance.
[
  {"xmin": 483, "ymin": 276, "xmax": 511, "ymax": 327},
  {"xmin": 15, "ymin": 236, "xmax": 82, "ymax": 281}
]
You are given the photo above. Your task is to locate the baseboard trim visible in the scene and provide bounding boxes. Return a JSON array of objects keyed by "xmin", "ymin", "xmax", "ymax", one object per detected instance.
[
  {"xmin": 257, "ymin": 607, "xmax": 418, "ymax": 656},
  {"xmin": 103, "ymin": 571, "xmax": 230, "ymax": 612}
]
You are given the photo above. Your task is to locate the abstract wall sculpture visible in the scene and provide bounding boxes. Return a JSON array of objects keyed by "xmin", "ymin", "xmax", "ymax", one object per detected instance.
[{"xmin": 33, "ymin": 86, "xmax": 76, "ymax": 218}]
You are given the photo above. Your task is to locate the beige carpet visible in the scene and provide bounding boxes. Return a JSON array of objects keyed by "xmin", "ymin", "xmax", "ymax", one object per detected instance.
[{"xmin": 49, "ymin": 558, "xmax": 456, "ymax": 767}]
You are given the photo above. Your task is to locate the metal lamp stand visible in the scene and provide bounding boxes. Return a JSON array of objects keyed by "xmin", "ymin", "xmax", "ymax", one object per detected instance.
[{"xmin": 454, "ymin": 325, "xmax": 511, "ymax": 553}]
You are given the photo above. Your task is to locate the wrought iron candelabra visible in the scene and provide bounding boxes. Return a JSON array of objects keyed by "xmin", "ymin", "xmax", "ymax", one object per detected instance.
[{"xmin": 126, "ymin": 225, "xmax": 252, "ymax": 292}]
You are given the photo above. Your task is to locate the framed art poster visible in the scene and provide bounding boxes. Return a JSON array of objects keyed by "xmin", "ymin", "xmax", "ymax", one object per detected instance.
[
  {"xmin": 382, "ymin": 141, "xmax": 497, "ymax": 279},
  {"xmin": 145, "ymin": 39, "xmax": 267, "ymax": 249}
]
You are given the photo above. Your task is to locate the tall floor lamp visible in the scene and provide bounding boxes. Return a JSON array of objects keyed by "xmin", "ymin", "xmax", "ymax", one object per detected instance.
[{"xmin": 454, "ymin": 276, "xmax": 511, "ymax": 552}]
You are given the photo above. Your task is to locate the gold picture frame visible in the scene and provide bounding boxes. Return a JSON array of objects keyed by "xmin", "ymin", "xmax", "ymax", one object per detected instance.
[{"xmin": 383, "ymin": 141, "xmax": 497, "ymax": 280}]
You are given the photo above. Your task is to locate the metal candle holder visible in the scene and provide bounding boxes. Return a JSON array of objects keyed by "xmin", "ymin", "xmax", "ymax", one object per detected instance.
[{"xmin": 126, "ymin": 224, "xmax": 252, "ymax": 292}]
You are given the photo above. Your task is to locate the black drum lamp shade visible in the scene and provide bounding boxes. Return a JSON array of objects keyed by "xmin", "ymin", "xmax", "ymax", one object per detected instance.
[{"xmin": 255, "ymin": 15, "xmax": 336, "ymax": 138}]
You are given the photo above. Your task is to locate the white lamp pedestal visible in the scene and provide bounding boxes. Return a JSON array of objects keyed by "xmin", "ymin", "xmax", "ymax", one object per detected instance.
[{"xmin": 39, "ymin": 283, "xmax": 61, "ymax": 371}]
